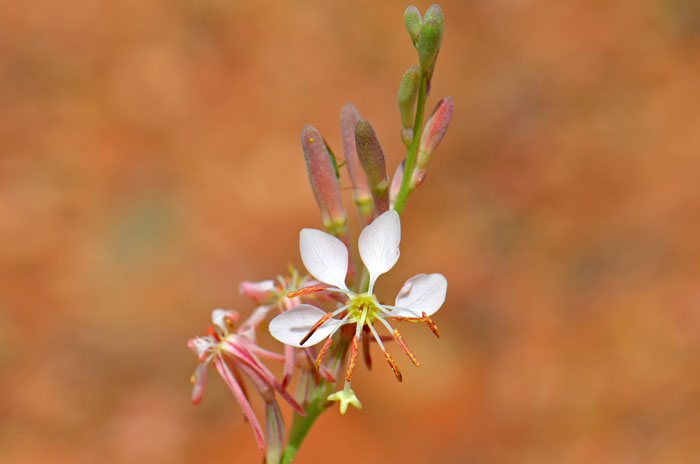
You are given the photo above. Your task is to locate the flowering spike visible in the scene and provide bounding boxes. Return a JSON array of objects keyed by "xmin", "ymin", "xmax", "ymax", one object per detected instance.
[
  {"xmin": 398, "ymin": 65, "xmax": 421, "ymax": 146},
  {"xmin": 315, "ymin": 337, "xmax": 334, "ymax": 369},
  {"xmin": 393, "ymin": 329, "xmax": 420, "ymax": 366},
  {"xmin": 340, "ymin": 103, "xmax": 373, "ymax": 225},
  {"xmin": 355, "ymin": 119, "xmax": 390, "ymax": 217},
  {"xmin": 413, "ymin": 97, "xmax": 453, "ymax": 187},
  {"xmin": 383, "ymin": 350, "xmax": 403, "ymax": 382},
  {"xmin": 417, "ymin": 18, "xmax": 442, "ymax": 79},
  {"xmin": 346, "ymin": 335, "xmax": 360, "ymax": 382},
  {"xmin": 301, "ymin": 124, "xmax": 348, "ymax": 237},
  {"xmin": 404, "ymin": 6, "xmax": 422, "ymax": 47}
]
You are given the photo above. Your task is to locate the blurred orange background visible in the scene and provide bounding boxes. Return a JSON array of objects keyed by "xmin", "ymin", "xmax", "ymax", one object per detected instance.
[{"xmin": 2, "ymin": 0, "xmax": 699, "ymax": 462}]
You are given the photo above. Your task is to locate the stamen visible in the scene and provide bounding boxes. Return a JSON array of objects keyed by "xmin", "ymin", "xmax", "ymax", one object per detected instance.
[
  {"xmin": 362, "ymin": 326, "xmax": 372, "ymax": 370},
  {"xmin": 345, "ymin": 335, "xmax": 360, "ymax": 382},
  {"xmin": 389, "ymin": 311, "xmax": 441, "ymax": 338},
  {"xmin": 393, "ymin": 329, "xmax": 420, "ymax": 366},
  {"xmin": 287, "ymin": 285, "xmax": 327, "ymax": 298},
  {"xmin": 423, "ymin": 312, "xmax": 441, "ymax": 338},
  {"xmin": 299, "ymin": 312, "xmax": 334, "ymax": 346},
  {"xmin": 383, "ymin": 350, "xmax": 403, "ymax": 382},
  {"xmin": 315, "ymin": 337, "xmax": 334, "ymax": 369}
]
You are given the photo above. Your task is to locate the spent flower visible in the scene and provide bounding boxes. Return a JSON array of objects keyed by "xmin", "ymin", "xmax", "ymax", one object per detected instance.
[{"xmin": 188, "ymin": 308, "xmax": 305, "ymax": 451}]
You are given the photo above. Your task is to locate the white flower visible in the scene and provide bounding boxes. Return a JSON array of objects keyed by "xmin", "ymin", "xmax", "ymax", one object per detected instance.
[{"xmin": 268, "ymin": 209, "xmax": 447, "ymax": 413}]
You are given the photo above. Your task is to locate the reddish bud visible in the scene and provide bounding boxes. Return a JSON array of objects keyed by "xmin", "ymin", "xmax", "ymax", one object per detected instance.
[
  {"xmin": 414, "ymin": 97, "xmax": 453, "ymax": 186},
  {"xmin": 340, "ymin": 103, "xmax": 373, "ymax": 224},
  {"xmin": 301, "ymin": 124, "xmax": 347, "ymax": 234}
]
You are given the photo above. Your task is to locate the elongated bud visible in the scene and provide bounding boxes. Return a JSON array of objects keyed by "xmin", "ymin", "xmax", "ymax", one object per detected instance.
[
  {"xmin": 264, "ymin": 401, "xmax": 285, "ymax": 464},
  {"xmin": 301, "ymin": 124, "xmax": 347, "ymax": 235},
  {"xmin": 355, "ymin": 119, "xmax": 390, "ymax": 216},
  {"xmin": 413, "ymin": 96, "xmax": 453, "ymax": 187},
  {"xmin": 417, "ymin": 18, "xmax": 442, "ymax": 78},
  {"xmin": 340, "ymin": 103, "xmax": 373, "ymax": 225},
  {"xmin": 398, "ymin": 65, "xmax": 420, "ymax": 146},
  {"xmin": 404, "ymin": 6, "xmax": 422, "ymax": 47}
]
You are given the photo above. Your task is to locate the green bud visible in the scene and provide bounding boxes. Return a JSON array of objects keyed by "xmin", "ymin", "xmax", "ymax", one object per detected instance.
[
  {"xmin": 424, "ymin": 4, "xmax": 444, "ymax": 31},
  {"xmin": 404, "ymin": 6, "xmax": 422, "ymax": 47},
  {"xmin": 417, "ymin": 18, "xmax": 442, "ymax": 78},
  {"xmin": 398, "ymin": 65, "xmax": 420, "ymax": 133},
  {"xmin": 355, "ymin": 119, "xmax": 390, "ymax": 217}
]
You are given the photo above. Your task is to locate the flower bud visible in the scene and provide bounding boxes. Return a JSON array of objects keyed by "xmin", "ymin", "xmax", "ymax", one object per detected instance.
[
  {"xmin": 340, "ymin": 103, "xmax": 373, "ymax": 224},
  {"xmin": 301, "ymin": 124, "xmax": 347, "ymax": 235},
  {"xmin": 414, "ymin": 96, "xmax": 453, "ymax": 186},
  {"xmin": 398, "ymin": 65, "xmax": 420, "ymax": 138},
  {"xmin": 424, "ymin": 4, "xmax": 444, "ymax": 31},
  {"xmin": 355, "ymin": 119, "xmax": 390, "ymax": 216},
  {"xmin": 389, "ymin": 160, "xmax": 405, "ymax": 207},
  {"xmin": 404, "ymin": 6, "xmax": 422, "ymax": 47},
  {"xmin": 417, "ymin": 18, "xmax": 442, "ymax": 78}
]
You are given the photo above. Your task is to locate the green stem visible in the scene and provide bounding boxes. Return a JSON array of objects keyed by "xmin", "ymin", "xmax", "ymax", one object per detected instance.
[
  {"xmin": 280, "ymin": 336, "xmax": 350, "ymax": 463},
  {"xmin": 280, "ymin": 381, "xmax": 332, "ymax": 464},
  {"xmin": 393, "ymin": 75, "xmax": 428, "ymax": 215}
]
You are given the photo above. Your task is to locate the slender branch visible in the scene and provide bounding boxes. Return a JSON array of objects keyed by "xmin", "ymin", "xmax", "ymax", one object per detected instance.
[
  {"xmin": 280, "ymin": 381, "xmax": 333, "ymax": 464},
  {"xmin": 393, "ymin": 75, "xmax": 428, "ymax": 214}
]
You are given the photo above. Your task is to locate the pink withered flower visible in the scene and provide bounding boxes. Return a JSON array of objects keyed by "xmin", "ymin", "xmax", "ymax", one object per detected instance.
[
  {"xmin": 188, "ymin": 308, "xmax": 305, "ymax": 452},
  {"xmin": 240, "ymin": 271, "xmax": 337, "ymax": 387}
]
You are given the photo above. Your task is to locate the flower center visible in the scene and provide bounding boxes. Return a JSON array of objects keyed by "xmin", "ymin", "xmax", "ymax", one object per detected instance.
[{"xmin": 347, "ymin": 293, "xmax": 383, "ymax": 324}]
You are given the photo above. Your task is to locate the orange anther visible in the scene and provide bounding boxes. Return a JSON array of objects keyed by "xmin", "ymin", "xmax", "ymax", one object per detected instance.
[
  {"xmin": 315, "ymin": 337, "xmax": 334, "ymax": 369},
  {"xmin": 423, "ymin": 312, "xmax": 440, "ymax": 338},
  {"xmin": 345, "ymin": 336, "xmax": 360, "ymax": 382},
  {"xmin": 383, "ymin": 350, "xmax": 403, "ymax": 382},
  {"xmin": 299, "ymin": 311, "xmax": 334, "ymax": 346},
  {"xmin": 393, "ymin": 329, "xmax": 420, "ymax": 366},
  {"xmin": 287, "ymin": 285, "xmax": 327, "ymax": 298}
]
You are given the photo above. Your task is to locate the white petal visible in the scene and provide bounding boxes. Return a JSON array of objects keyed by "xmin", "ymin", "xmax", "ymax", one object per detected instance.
[
  {"xmin": 394, "ymin": 273, "xmax": 447, "ymax": 317},
  {"xmin": 269, "ymin": 304, "xmax": 343, "ymax": 347},
  {"xmin": 300, "ymin": 228, "xmax": 348, "ymax": 290},
  {"xmin": 359, "ymin": 209, "xmax": 401, "ymax": 288}
]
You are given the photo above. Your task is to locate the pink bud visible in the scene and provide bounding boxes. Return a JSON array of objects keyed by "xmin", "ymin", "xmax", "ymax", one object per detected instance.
[
  {"xmin": 417, "ymin": 96, "xmax": 453, "ymax": 171},
  {"xmin": 239, "ymin": 280, "xmax": 276, "ymax": 301},
  {"xmin": 340, "ymin": 103, "xmax": 373, "ymax": 224},
  {"xmin": 389, "ymin": 160, "xmax": 405, "ymax": 207},
  {"xmin": 301, "ymin": 124, "xmax": 347, "ymax": 233}
]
